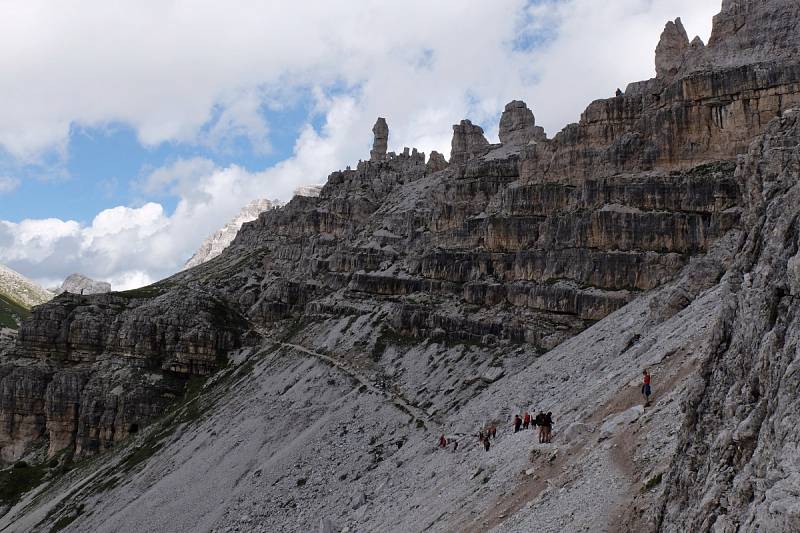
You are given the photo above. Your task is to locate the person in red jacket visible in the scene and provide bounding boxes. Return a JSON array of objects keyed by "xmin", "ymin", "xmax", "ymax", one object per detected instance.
[
  {"xmin": 523, "ymin": 411, "xmax": 531, "ymax": 430},
  {"xmin": 439, "ymin": 434, "xmax": 448, "ymax": 448},
  {"xmin": 642, "ymin": 369, "xmax": 652, "ymax": 407},
  {"xmin": 514, "ymin": 414, "xmax": 522, "ymax": 433}
]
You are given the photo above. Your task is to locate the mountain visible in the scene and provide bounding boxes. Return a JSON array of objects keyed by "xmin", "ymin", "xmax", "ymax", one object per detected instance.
[
  {"xmin": 182, "ymin": 198, "xmax": 280, "ymax": 270},
  {"xmin": 55, "ymin": 273, "xmax": 112, "ymax": 296},
  {"xmin": 0, "ymin": 263, "xmax": 53, "ymax": 330},
  {"xmin": 2, "ymin": 1, "xmax": 800, "ymax": 531}
]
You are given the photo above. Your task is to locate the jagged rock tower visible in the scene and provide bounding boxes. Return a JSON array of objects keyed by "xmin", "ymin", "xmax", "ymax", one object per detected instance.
[{"xmin": 369, "ymin": 117, "xmax": 388, "ymax": 162}]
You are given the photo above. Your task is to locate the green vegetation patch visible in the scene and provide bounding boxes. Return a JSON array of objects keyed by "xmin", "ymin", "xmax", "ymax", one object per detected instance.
[
  {"xmin": 0, "ymin": 294, "xmax": 29, "ymax": 329},
  {"xmin": 48, "ymin": 503, "xmax": 84, "ymax": 533},
  {"xmin": 113, "ymin": 284, "xmax": 168, "ymax": 300},
  {"xmin": 0, "ymin": 461, "xmax": 48, "ymax": 508}
]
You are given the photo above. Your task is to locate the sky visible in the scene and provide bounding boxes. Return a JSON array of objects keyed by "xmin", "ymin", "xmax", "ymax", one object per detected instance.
[{"xmin": 0, "ymin": 0, "xmax": 720, "ymax": 290}]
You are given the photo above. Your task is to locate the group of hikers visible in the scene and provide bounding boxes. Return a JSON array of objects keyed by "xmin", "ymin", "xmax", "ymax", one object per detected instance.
[
  {"xmin": 514, "ymin": 410, "xmax": 553, "ymax": 443},
  {"xmin": 436, "ymin": 369, "xmax": 655, "ymax": 453},
  {"xmin": 437, "ymin": 409, "xmax": 554, "ymax": 453}
]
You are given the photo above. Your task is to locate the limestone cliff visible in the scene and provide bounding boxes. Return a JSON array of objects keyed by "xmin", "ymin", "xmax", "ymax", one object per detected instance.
[{"xmin": 1, "ymin": 1, "xmax": 799, "ymax": 531}]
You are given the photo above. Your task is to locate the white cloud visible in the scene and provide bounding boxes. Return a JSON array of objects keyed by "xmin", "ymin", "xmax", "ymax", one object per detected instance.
[
  {"xmin": 0, "ymin": 0, "xmax": 724, "ymax": 288},
  {"xmin": 0, "ymin": 98, "xmax": 354, "ymax": 289},
  {"xmin": 0, "ymin": 176, "xmax": 20, "ymax": 194},
  {"xmin": 0, "ymin": 0, "xmax": 721, "ymax": 161}
]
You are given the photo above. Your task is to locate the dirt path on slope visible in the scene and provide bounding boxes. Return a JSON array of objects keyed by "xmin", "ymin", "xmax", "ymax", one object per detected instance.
[
  {"xmin": 276, "ymin": 341, "xmax": 436, "ymax": 426},
  {"xmin": 452, "ymin": 440, "xmax": 584, "ymax": 533}
]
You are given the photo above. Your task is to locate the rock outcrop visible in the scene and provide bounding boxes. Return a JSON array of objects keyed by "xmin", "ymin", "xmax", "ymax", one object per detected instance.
[
  {"xmin": 426, "ymin": 150, "xmax": 448, "ymax": 173},
  {"xmin": 498, "ymin": 100, "xmax": 546, "ymax": 145},
  {"xmin": 450, "ymin": 119, "xmax": 490, "ymax": 166},
  {"xmin": 57, "ymin": 273, "xmax": 111, "ymax": 295},
  {"xmin": 183, "ymin": 198, "xmax": 280, "ymax": 270},
  {"xmin": 369, "ymin": 117, "xmax": 389, "ymax": 162},
  {"xmin": 650, "ymin": 108, "xmax": 800, "ymax": 533},
  {"xmin": 293, "ymin": 185, "xmax": 322, "ymax": 198},
  {"xmin": 655, "ymin": 18, "xmax": 690, "ymax": 79}
]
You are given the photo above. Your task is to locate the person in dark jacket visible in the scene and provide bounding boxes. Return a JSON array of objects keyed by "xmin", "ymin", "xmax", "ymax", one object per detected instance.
[
  {"xmin": 514, "ymin": 414, "xmax": 522, "ymax": 433},
  {"xmin": 543, "ymin": 412, "xmax": 553, "ymax": 443},
  {"xmin": 535, "ymin": 411, "xmax": 546, "ymax": 443}
]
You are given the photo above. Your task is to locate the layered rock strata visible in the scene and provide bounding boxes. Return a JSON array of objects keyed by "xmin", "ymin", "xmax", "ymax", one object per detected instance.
[{"xmin": 1, "ymin": 7, "xmax": 798, "ymax": 519}]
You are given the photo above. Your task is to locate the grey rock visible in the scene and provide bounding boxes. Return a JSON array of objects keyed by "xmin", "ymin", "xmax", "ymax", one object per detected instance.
[
  {"xmin": 498, "ymin": 100, "xmax": 544, "ymax": 146},
  {"xmin": 450, "ymin": 119, "xmax": 489, "ymax": 166},
  {"xmin": 183, "ymin": 198, "xmax": 280, "ymax": 270},
  {"xmin": 655, "ymin": 17, "xmax": 689, "ymax": 79},
  {"xmin": 370, "ymin": 117, "xmax": 388, "ymax": 162},
  {"xmin": 426, "ymin": 151, "xmax": 448, "ymax": 173},
  {"xmin": 58, "ymin": 273, "xmax": 111, "ymax": 295},
  {"xmin": 318, "ymin": 518, "xmax": 337, "ymax": 533}
]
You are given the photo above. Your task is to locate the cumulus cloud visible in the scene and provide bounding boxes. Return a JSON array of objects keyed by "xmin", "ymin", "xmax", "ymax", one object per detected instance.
[
  {"xmin": 0, "ymin": 0, "xmax": 723, "ymax": 288},
  {"xmin": 0, "ymin": 97, "xmax": 356, "ymax": 289}
]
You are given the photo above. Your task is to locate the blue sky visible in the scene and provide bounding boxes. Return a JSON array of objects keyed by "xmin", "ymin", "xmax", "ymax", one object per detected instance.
[
  {"xmin": 0, "ymin": 0, "xmax": 720, "ymax": 290},
  {"xmin": 2, "ymin": 98, "xmax": 315, "ymax": 223}
]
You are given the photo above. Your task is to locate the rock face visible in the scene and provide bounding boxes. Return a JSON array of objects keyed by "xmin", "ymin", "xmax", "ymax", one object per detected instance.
[
  {"xmin": 450, "ymin": 119, "xmax": 490, "ymax": 166},
  {"xmin": 370, "ymin": 117, "xmax": 389, "ymax": 162},
  {"xmin": 651, "ymin": 108, "xmax": 800, "ymax": 533},
  {"xmin": 498, "ymin": 100, "xmax": 546, "ymax": 145},
  {"xmin": 0, "ymin": 285, "xmax": 246, "ymax": 462},
  {"xmin": 426, "ymin": 150, "xmax": 448, "ymax": 173},
  {"xmin": 655, "ymin": 18, "xmax": 690, "ymax": 78},
  {"xmin": 183, "ymin": 198, "xmax": 279, "ymax": 270},
  {"xmin": 293, "ymin": 185, "xmax": 322, "ymax": 198},
  {"xmin": 3, "ymin": 1, "xmax": 800, "ymax": 531},
  {"xmin": 57, "ymin": 273, "xmax": 111, "ymax": 295}
]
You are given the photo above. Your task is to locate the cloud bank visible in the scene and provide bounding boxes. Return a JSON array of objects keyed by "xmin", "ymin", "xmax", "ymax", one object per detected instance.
[{"xmin": 0, "ymin": 0, "xmax": 721, "ymax": 289}]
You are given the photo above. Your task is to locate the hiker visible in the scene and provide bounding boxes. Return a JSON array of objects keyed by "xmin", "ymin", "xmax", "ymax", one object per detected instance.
[
  {"xmin": 439, "ymin": 434, "xmax": 448, "ymax": 448},
  {"xmin": 543, "ymin": 412, "xmax": 553, "ymax": 443},
  {"xmin": 523, "ymin": 411, "xmax": 531, "ymax": 430},
  {"xmin": 453, "ymin": 440, "xmax": 458, "ymax": 452},
  {"xmin": 490, "ymin": 424, "xmax": 497, "ymax": 439},
  {"xmin": 514, "ymin": 414, "xmax": 522, "ymax": 433},
  {"xmin": 484, "ymin": 436, "xmax": 491, "ymax": 452},
  {"xmin": 535, "ymin": 411, "xmax": 546, "ymax": 443},
  {"xmin": 642, "ymin": 369, "xmax": 652, "ymax": 406},
  {"xmin": 478, "ymin": 431, "xmax": 484, "ymax": 445}
]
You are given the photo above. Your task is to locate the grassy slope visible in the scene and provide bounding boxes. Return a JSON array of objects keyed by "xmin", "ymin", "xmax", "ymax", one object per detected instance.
[{"xmin": 0, "ymin": 293, "xmax": 30, "ymax": 329}]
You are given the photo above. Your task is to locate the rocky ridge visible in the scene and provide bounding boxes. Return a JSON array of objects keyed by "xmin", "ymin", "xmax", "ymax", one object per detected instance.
[
  {"xmin": 0, "ymin": 264, "xmax": 53, "ymax": 310},
  {"xmin": 56, "ymin": 273, "xmax": 111, "ymax": 296},
  {"xmin": 182, "ymin": 198, "xmax": 281, "ymax": 270},
  {"xmin": 1, "ymin": 1, "xmax": 799, "ymax": 531}
]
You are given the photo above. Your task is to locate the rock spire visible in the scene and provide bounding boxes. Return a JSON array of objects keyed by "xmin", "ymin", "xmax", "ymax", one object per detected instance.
[{"xmin": 370, "ymin": 117, "xmax": 388, "ymax": 162}]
